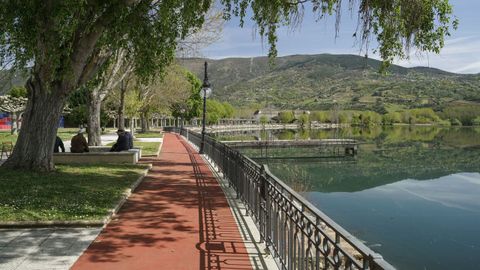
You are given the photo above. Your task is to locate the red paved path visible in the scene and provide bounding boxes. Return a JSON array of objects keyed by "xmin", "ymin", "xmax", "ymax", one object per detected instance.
[{"xmin": 72, "ymin": 133, "xmax": 253, "ymax": 270}]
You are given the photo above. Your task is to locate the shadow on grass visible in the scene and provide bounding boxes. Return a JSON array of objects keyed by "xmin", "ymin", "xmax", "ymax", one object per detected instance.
[{"xmin": 0, "ymin": 164, "xmax": 149, "ymax": 222}]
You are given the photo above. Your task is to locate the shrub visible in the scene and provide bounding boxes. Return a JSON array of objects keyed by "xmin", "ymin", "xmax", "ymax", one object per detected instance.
[
  {"xmin": 278, "ymin": 111, "xmax": 295, "ymax": 123},
  {"xmin": 310, "ymin": 111, "xmax": 330, "ymax": 123},
  {"xmin": 383, "ymin": 112, "xmax": 402, "ymax": 125},
  {"xmin": 450, "ymin": 118, "xmax": 462, "ymax": 126},
  {"xmin": 359, "ymin": 111, "xmax": 382, "ymax": 126},
  {"xmin": 298, "ymin": 113, "xmax": 310, "ymax": 128},
  {"xmin": 259, "ymin": 115, "xmax": 268, "ymax": 125},
  {"xmin": 409, "ymin": 108, "xmax": 441, "ymax": 123},
  {"xmin": 440, "ymin": 105, "xmax": 480, "ymax": 126},
  {"xmin": 472, "ymin": 116, "xmax": 480, "ymax": 126}
]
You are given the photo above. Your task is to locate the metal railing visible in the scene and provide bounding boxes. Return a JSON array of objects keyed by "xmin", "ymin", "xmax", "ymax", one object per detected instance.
[{"xmin": 175, "ymin": 127, "xmax": 394, "ymax": 270}]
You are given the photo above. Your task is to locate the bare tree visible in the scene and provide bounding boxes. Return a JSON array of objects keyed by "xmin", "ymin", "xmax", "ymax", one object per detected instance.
[
  {"xmin": 177, "ymin": 9, "xmax": 225, "ymax": 58},
  {"xmin": 87, "ymin": 49, "xmax": 133, "ymax": 146}
]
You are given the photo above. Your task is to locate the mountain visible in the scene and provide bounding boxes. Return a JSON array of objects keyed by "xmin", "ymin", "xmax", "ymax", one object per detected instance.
[
  {"xmin": 2, "ymin": 54, "xmax": 479, "ymax": 112},
  {"xmin": 179, "ymin": 54, "xmax": 480, "ymax": 111},
  {"xmin": 0, "ymin": 70, "xmax": 29, "ymax": 94}
]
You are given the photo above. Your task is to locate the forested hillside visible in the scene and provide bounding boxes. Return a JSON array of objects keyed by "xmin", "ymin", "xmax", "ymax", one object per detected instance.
[
  {"xmin": 2, "ymin": 54, "xmax": 479, "ymax": 113},
  {"xmin": 179, "ymin": 54, "xmax": 480, "ymax": 111}
]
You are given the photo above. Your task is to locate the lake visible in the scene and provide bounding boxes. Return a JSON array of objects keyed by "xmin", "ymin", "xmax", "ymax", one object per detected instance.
[{"xmin": 216, "ymin": 126, "xmax": 480, "ymax": 270}]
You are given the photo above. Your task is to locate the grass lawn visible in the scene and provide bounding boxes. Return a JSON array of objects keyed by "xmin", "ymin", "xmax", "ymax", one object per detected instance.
[
  {"xmin": 0, "ymin": 128, "xmax": 79, "ymax": 146},
  {"xmin": 0, "ymin": 164, "xmax": 149, "ymax": 222},
  {"xmin": 106, "ymin": 141, "xmax": 161, "ymax": 156},
  {"xmin": 134, "ymin": 141, "xmax": 161, "ymax": 155},
  {"xmin": 134, "ymin": 131, "xmax": 163, "ymax": 138},
  {"xmin": 56, "ymin": 128, "xmax": 80, "ymax": 141},
  {"xmin": 0, "ymin": 131, "xmax": 17, "ymax": 145}
]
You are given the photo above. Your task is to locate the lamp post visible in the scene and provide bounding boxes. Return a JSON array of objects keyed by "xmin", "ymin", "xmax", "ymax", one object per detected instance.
[
  {"xmin": 180, "ymin": 107, "xmax": 186, "ymax": 130},
  {"xmin": 199, "ymin": 61, "xmax": 211, "ymax": 154}
]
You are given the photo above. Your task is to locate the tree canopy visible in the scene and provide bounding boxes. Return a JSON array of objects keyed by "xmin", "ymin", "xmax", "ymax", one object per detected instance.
[
  {"xmin": 220, "ymin": 0, "xmax": 457, "ymax": 69},
  {"xmin": 0, "ymin": 0, "xmax": 458, "ymax": 171},
  {"xmin": 0, "ymin": 1, "xmax": 211, "ymax": 85}
]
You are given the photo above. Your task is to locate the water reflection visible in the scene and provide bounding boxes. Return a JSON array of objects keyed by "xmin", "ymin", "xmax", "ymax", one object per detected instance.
[
  {"xmin": 214, "ymin": 126, "xmax": 480, "ymax": 147},
  {"xmin": 216, "ymin": 126, "xmax": 480, "ymax": 269},
  {"xmin": 304, "ymin": 173, "xmax": 480, "ymax": 270}
]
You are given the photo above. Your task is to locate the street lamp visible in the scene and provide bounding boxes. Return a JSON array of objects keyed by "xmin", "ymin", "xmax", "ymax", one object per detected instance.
[
  {"xmin": 199, "ymin": 61, "xmax": 212, "ymax": 154},
  {"xmin": 180, "ymin": 107, "xmax": 186, "ymax": 130}
]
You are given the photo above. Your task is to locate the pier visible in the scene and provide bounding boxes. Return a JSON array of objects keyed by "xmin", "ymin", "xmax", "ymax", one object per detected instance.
[{"xmin": 224, "ymin": 139, "xmax": 358, "ymax": 156}]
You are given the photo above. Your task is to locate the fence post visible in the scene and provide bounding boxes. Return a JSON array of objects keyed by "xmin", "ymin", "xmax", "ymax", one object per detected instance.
[{"xmin": 260, "ymin": 165, "xmax": 268, "ymax": 200}]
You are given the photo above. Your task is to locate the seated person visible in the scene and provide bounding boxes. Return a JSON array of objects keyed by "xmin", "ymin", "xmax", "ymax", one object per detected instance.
[
  {"xmin": 125, "ymin": 130, "xmax": 134, "ymax": 149},
  {"xmin": 70, "ymin": 129, "xmax": 89, "ymax": 153},
  {"xmin": 110, "ymin": 129, "xmax": 131, "ymax": 152},
  {"xmin": 53, "ymin": 136, "xmax": 65, "ymax": 153}
]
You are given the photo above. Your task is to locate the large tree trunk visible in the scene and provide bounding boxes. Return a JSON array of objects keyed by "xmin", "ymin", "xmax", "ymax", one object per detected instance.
[
  {"xmin": 130, "ymin": 118, "xmax": 135, "ymax": 137},
  {"xmin": 147, "ymin": 115, "xmax": 150, "ymax": 131},
  {"xmin": 87, "ymin": 94, "xmax": 102, "ymax": 146},
  {"xmin": 3, "ymin": 78, "xmax": 67, "ymax": 171},
  {"xmin": 16, "ymin": 113, "xmax": 22, "ymax": 133},
  {"xmin": 10, "ymin": 112, "xmax": 17, "ymax": 135},
  {"xmin": 140, "ymin": 112, "xmax": 149, "ymax": 133},
  {"xmin": 87, "ymin": 49, "xmax": 132, "ymax": 144},
  {"xmin": 1, "ymin": 7, "xmax": 113, "ymax": 171},
  {"xmin": 118, "ymin": 80, "xmax": 127, "ymax": 130}
]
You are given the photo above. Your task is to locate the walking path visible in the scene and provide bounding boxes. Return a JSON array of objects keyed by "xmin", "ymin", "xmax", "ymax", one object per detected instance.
[{"xmin": 71, "ymin": 133, "xmax": 270, "ymax": 270}]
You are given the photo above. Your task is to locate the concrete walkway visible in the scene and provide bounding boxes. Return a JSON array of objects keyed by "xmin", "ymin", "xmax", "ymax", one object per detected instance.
[
  {"xmin": 0, "ymin": 227, "xmax": 102, "ymax": 270},
  {"xmin": 71, "ymin": 133, "xmax": 270, "ymax": 270}
]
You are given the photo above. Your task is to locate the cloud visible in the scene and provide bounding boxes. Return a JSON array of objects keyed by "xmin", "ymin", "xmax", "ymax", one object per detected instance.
[
  {"xmin": 385, "ymin": 36, "xmax": 480, "ymax": 74},
  {"xmin": 375, "ymin": 173, "xmax": 480, "ymax": 213},
  {"xmin": 203, "ymin": 11, "xmax": 480, "ymax": 74}
]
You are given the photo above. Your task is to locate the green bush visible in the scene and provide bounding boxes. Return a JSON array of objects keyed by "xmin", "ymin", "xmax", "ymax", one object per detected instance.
[
  {"xmin": 310, "ymin": 111, "xmax": 331, "ymax": 123},
  {"xmin": 409, "ymin": 108, "xmax": 441, "ymax": 123},
  {"xmin": 440, "ymin": 105, "xmax": 480, "ymax": 126},
  {"xmin": 298, "ymin": 113, "xmax": 310, "ymax": 128},
  {"xmin": 259, "ymin": 115, "xmax": 268, "ymax": 125},
  {"xmin": 206, "ymin": 100, "xmax": 235, "ymax": 124},
  {"xmin": 383, "ymin": 112, "xmax": 402, "ymax": 125},
  {"xmin": 472, "ymin": 116, "xmax": 480, "ymax": 126},
  {"xmin": 338, "ymin": 111, "xmax": 350, "ymax": 124},
  {"xmin": 8, "ymin": 86, "xmax": 27, "ymax": 98},
  {"xmin": 359, "ymin": 111, "xmax": 382, "ymax": 126},
  {"xmin": 278, "ymin": 111, "xmax": 295, "ymax": 123}
]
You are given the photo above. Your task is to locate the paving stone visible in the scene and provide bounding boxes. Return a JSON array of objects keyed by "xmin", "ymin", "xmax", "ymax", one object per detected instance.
[
  {"xmin": 0, "ymin": 256, "xmax": 27, "ymax": 270},
  {"xmin": 0, "ymin": 227, "xmax": 101, "ymax": 270},
  {"xmin": 0, "ymin": 245, "xmax": 38, "ymax": 257}
]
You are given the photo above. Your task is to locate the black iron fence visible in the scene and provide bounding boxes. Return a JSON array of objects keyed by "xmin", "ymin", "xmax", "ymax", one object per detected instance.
[{"xmin": 175, "ymin": 128, "xmax": 394, "ymax": 270}]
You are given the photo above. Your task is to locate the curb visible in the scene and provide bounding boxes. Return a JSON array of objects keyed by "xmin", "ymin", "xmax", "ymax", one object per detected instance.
[{"xmin": 0, "ymin": 164, "xmax": 153, "ymax": 228}]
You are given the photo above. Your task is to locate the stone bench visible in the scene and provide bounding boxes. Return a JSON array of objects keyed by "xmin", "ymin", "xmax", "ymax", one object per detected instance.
[
  {"xmin": 53, "ymin": 150, "xmax": 139, "ymax": 165},
  {"xmin": 88, "ymin": 146, "xmax": 143, "ymax": 159}
]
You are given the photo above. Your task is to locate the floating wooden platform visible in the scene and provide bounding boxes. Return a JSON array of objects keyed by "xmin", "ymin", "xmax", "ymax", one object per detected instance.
[
  {"xmin": 223, "ymin": 139, "xmax": 358, "ymax": 148},
  {"xmin": 251, "ymin": 156, "xmax": 357, "ymax": 163}
]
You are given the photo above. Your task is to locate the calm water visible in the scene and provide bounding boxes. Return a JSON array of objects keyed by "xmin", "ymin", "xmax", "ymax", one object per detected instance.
[{"xmin": 218, "ymin": 126, "xmax": 480, "ymax": 270}]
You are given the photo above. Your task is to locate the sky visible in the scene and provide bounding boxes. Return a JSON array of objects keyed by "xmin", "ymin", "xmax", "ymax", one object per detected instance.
[{"xmin": 202, "ymin": 0, "xmax": 480, "ymax": 74}]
